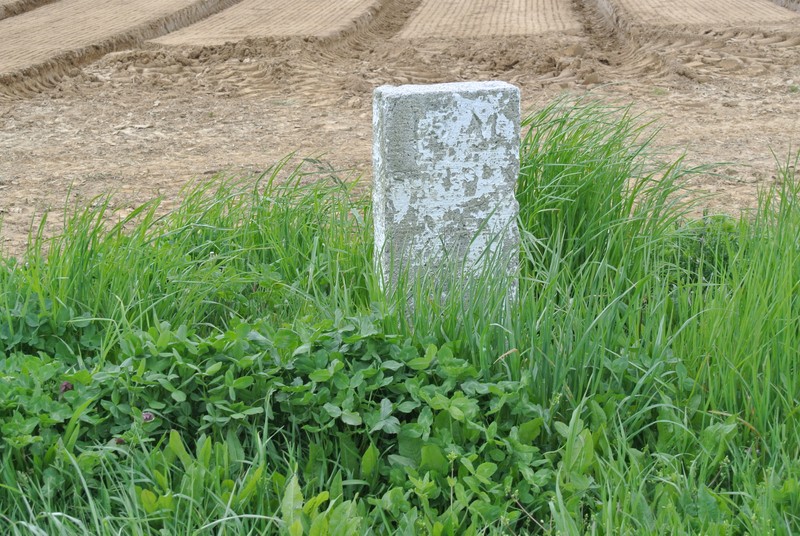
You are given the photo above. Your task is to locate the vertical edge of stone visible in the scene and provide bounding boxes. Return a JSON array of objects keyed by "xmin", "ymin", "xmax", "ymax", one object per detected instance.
[
  {"xmin": 372, "ymin": 85, "xmax": 389, "ymax": 285},
  {"xmin": 505, "ymin": 83, "xmax": 521, "ymax": 282}
]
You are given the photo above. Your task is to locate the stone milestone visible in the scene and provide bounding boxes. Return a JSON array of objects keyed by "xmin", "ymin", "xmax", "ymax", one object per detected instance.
[{"xmin": 372, "ymin": 81, "xmax": 521, "ymax": 294}]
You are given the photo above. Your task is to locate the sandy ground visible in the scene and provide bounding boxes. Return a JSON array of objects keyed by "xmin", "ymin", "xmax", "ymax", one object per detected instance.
[
  {"xmin": 152, "ymin": 0, "xmax": 381, "ymax": 45},
  {"xmin": 1, "ymin": 0, "xmax": 799, "ymax": 255},
  {"xmin": 0, "ymin": 0, "xmax": 242, "ymax": 79},
  {"xmin": 398, "ymin": 0, "xmax": 582, "ymax": 38},
  {"xmin": 608, "ymin": 0, "xmax": 797, "ymax": 27}
]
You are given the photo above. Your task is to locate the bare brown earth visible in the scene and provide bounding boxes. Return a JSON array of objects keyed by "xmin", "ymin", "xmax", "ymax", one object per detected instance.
[
  {"xmin": 608, "ymin": 0, "xmax": 796, "ymax": 27},
  {"xmin": 152, "ymin": 0, "xmax": 381, "ymax": 45},
  {"xmin": 0, "ymin": 0, "xmax": 56, "ymax": 21},
  {"xmin": 398, "ymin": 0, "xmax": 582, "ymax": 38},
  {"xmin": 1, "ymin": 0, "xmax": 799, "ymax": 255}
]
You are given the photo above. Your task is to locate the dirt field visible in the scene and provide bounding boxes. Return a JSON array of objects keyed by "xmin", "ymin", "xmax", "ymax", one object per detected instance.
[
  {"xmin": 152, "ymin": 0, "xmax": 381, "ymax": 45},
  {"xmin": 397, "ymin": 0, "xmax": 582, "ymax": 38},
  {"xmin": 607, "ymin": 0, "xmax": 797, "ymax": 27},
  {"xmin": 1, "ymin": 0, "xmax": 799, "ymax": 255}
]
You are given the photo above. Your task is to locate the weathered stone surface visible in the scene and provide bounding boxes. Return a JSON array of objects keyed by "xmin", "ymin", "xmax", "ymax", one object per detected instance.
[{"xmin": 372, "ymin": 81, "xmax": 520, "ymax": 292}]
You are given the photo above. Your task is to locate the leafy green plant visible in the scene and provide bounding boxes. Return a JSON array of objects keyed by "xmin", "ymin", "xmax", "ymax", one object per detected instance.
[{"xmin": 2, "ymin": 102, "xmax": 800, "ymax": 534}]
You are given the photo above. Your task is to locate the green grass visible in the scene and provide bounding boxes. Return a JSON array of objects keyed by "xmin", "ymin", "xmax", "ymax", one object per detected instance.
[{"xmin": 1, "ymin": 98, "xmax": 799, "ymax": 534}]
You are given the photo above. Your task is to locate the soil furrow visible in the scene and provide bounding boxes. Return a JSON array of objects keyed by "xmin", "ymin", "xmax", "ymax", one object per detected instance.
[
  {"xmin": 771, "ymin": 0, "xmax": 800, "ymax": 12},
  {"xmin": 586, "ymin": 0, "xmax": 800, "ymax": 82},
  {"xmin": 0, "ymin": 0, "xmax": 58, "ymax": 21},
  {"xmin": 0, "ymin": 0, "xmax": 245, "ymax": 100},
  {"xmin": 397, "ymin": 0, "xmax": 581, "ymax": 39},
  {"xmin": 150, "ymin": 0, "xmax": 382, "ymax": 46}
]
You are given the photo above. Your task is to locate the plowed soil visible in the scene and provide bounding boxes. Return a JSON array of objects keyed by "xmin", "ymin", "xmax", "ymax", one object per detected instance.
[
  {"xmin": 0, "ymin": 0, "xmax": 55, "ymax": 21},
  {"xmin": 606, "ymin": 0, "xmax": 797, "ymax": 27},
  {"xmin": 0, "ymin": 0, "xmax": 241, "ymax": 97},
  {"xmin": 152, "ymin": 0, "xmax": 380, "ymax": 45},
  {"xmin": 1, "ymin": 0, "xmax": 799, "ymax": 255},
  {"xmin": 397, "ymin": 0, "xmax": 581, "ymax": 38}
]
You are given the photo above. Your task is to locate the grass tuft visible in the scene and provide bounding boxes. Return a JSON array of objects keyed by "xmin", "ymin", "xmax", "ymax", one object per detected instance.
[{"xmin": 1, "ymin": 101, "xmax": 799, "ymax": 534}]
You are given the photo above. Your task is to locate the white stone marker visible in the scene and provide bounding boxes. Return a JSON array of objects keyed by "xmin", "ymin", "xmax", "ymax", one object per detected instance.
[{"xmin": 372, "ymin": 81, "xmax": 520, "ymax": 293}]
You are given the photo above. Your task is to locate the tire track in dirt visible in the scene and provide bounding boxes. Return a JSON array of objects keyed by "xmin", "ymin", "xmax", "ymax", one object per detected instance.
[
  {"xmin": 588, "ymin": 0, "xmax": 800, "ymax": 82},
  {"xmin": 0, "ymin": 0, "xmax": 245, "ymax": 100},
  {"xmin": 91, "ymin": 0, "xmax": 427, "ymax": 107},
  {"xmin": 549, "ymin": 0, "xmax": 637, "ymax": 85},
  {"xmin": 384, "ymin": 0, "xmax": 595, "ymax": 89},
  {"xmin": 65, "ymin": 0, "xmax": 593, "ymax": 106},
  {"xmin": 238, "ymin": 0, "xmax": 588, "ymax": 104},
  {"xmin": 0, "ymin": 0, "xmax": 58, "ymax": 21},
  {"xmin": 572, "ymin": 0, "xmax": 703, "ymax": 82},
  {"xmin": 283, "ymin": 0, "xmax": 426, "ymax": 106}
]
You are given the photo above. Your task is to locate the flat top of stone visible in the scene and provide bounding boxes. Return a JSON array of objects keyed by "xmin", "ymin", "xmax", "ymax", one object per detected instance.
[{"xmin": 375, "ymin": 81, "xmax": 518, "ymax": 97}]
